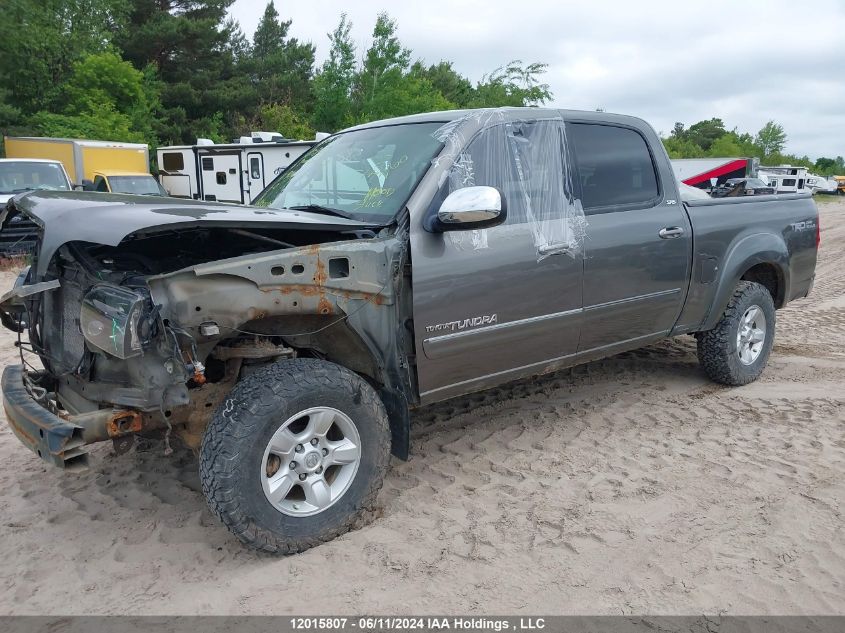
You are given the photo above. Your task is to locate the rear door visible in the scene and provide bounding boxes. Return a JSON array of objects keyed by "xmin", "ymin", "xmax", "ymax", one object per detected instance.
[
  {"xmin": 567, "ymin": 121, "xmax": 692, "ymax": 355},
  {"xmin": 199, "ymin": 152, "xmax": 243, "ymax": 203}
]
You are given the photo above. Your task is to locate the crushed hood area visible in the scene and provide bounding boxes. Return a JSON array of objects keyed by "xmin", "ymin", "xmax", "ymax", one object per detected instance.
[{"xmin": 7, "ymin": 191, "xmax": 374, "ymax": 277}]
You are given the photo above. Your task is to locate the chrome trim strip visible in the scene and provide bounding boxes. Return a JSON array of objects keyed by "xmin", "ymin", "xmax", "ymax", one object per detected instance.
[
  {"xmin": 420, "ymin": 351, "xmax": 579, "ymax": 398},
  {"xmin": 420, "ymin": 329, "xmax": 672, "ymax": 400},
  {"xmin": 578, "ymin": 329, "xmax": 670, "ymax": 355},
  {"xmin": 423, "ymin": 307, "xmax": 583, "ymax": 345},
  {"xmin": 584, "ymin": 287, "xmax": 681, "ymax": 312}
]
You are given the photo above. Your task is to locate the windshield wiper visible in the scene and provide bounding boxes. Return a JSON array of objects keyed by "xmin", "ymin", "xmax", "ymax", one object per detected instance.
[{"xmin": 288, "ymin": 204, "xmax": 356, "ymax": 220}]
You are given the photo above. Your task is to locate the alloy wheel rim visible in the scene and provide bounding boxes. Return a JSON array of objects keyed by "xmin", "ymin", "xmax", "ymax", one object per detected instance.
[
  {"xmin": 736, "ymin": 305, "xmax": 767, "ymax": 366},
  {"xmin": 260, "ymin": 406, "xmax": 361, "ymax": 517}
]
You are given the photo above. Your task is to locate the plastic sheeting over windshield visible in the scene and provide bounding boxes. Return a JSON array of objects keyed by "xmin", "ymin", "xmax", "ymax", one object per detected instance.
[{"xmin": 432, "ymin": 109, "xmax": 587, "ymax": 259}]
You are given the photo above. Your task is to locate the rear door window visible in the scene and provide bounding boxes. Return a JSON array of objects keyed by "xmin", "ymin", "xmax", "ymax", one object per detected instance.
[{"xmin": 567, "ymin": 123, "xmax": 659, "ymax": 211}]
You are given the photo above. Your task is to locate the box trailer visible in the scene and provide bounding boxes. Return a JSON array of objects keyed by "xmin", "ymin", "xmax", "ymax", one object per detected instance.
[
  {"xmin": 4, "ymin": 137, "xmax": 151, "ymax": 189},
  {"xmin": 157, "ymin": 132, "xmax": 319, "ymax": 204}
]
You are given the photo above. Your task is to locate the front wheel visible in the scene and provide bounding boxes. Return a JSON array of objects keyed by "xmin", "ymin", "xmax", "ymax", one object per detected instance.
[
  {"xmin": 696, "ymin": 280, "xmax": 776, "ymax": 386},
  {"xmin": 200, "ymin": 358, "xmax": 391, "ymax": 553}
]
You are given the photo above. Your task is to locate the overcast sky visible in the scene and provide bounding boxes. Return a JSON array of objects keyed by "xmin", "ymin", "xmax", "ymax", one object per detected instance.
[{"xmin": 229, "ymin": 0, "xmax": 845, "ymax": 159}]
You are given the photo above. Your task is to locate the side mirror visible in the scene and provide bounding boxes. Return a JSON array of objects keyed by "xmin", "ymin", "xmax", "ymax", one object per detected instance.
[
  {"xmin": 81, "ymin": 179, "xmax": 94, "ymax": 191},
  {"xmin": 431, "ymin": 186, "xmax": 506, "ymax": 232},
  {"xmin": 72, "ymin": 184, "xmax": 83, "ymax": 191}
]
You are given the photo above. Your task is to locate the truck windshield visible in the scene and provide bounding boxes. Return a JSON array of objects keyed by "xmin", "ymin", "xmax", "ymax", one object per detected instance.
[
  {"xmin": 108, "ymin": 176, "xmax": 166, "ymax": 196},
  {"xmin": 0, "ymin": 162, "xmax": 69, "ymax": 194},
  {"xmin": 252, "ymin": 123, "xmax": 445, "ymax": 222}
]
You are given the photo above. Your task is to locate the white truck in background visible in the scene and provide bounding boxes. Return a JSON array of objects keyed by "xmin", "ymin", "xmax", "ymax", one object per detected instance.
[
  {"xmin": 0, "ymin": 158, "xmax": 73, "ymax": 255},
  {"xmin": 0, "ymin": 158, "xmax": 72, "ymax": 205},
  {"xmin": 157, "ymin": 132, "xmax": 322, "ymax": 204}
]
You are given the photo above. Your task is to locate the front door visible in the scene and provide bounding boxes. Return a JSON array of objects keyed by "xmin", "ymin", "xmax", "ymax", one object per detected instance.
[
  {"xmin": 411, "ymin": 117, "xmax": 584, "ymax": 404},
  {"xmin": 567, "ymin": 121, "xmax": 692, "ymax": 355}
]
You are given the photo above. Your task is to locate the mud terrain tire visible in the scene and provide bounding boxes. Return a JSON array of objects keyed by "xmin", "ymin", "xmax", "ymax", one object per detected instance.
[
  {"xmin": 697, "ymin": 280, "xmax": 776, "ymax": 386},
  {"xmin": 200, "ymin": 358, "xmax": 390, "ymax": 553}
]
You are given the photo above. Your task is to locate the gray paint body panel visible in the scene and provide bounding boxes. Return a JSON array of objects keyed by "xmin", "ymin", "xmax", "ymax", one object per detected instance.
[
  {"xmin": 406, "ymin": 109, "xmax": 818, "ymax": 404},
  {"xmin": 5, "ymin": 107, "xmax": 819, "ymax": 428}
]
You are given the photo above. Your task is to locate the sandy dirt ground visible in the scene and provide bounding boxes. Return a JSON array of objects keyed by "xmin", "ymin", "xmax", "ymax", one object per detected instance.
[{"xmin": 0, "ymin": 200, "xmax": 842, "ymax": 616}]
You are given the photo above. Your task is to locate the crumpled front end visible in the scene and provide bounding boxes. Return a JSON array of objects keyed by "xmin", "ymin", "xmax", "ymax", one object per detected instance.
[{"xmin": 1, "ymin": 211, "xmax": 414, "ymax": 466}]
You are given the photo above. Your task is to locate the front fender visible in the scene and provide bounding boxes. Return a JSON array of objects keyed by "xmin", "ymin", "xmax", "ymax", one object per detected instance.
[{"xmin": 701, "ymin": 231, "xmax": 789, "ymax": 331}]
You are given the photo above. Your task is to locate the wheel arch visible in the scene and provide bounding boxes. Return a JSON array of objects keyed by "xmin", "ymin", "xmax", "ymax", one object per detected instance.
[
  {"xmin": 216, "ymin": 313, "xmax": 413, "ymax": 461},
  {"xmin": 701, "ymin": 232, "xmax": 790, "ymax": 331}
]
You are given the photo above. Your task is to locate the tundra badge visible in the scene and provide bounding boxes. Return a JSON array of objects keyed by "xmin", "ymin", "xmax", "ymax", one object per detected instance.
[{"xmin": 425, "ymin": 314, "xmax": 498, "ymax": 333}]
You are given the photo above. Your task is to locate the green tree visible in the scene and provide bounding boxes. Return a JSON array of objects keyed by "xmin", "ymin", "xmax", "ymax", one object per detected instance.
[
  {"xmin": 312, "ymin": 14, "xmax": 357, "ymax": 131},
  {"xmin": 30, "ymin": 103, "xmax": 143, "ymax": 142},
  {"xmin": 349, "ymin": 13, "xmax": 456, "ymax": 122},
  {"xmin": 361, "ymin": 74, "xmax": 453, "ymax": 121},
  {"xmin": 410, "ymin": 61, "xmax": 474, "ymax": 107},
  {"xmin": 813, "ymin": 156, "xmax": 845, "ymax": 176},
  {"xmin": 29, "ymin": 51, "xmax": 158, "ymax": 143},
  {"xmin": 0, "ymin": 0, "xmax": 128, "ymax": 113},
  {"xmin": 708, "ymin": 134, "xmax": 744, "ymax": 157},
  {"xmin": 685, "ymin": 118, "xmax": 727, "ymax": 152},
  {"xmin": 252, "ymin": 1, "xmax": 290, "ymax": 60},
  {"xmin": 354, "ymin": 12, "xmax": 412, "ymax": 116},
  {"xmin": 256, "ymin": 103, "xmax": 314, "ymax": 140},
  {"xmin": 0, "ymin": 89, "xmax": 23, "ymax": 130},
  {"xmin": 114, "ymin": 0, "xmax": 250, "ymax": 144},
  {"xmin": 470, "ymin": 61, "xmax": 552, "ymax": 107},
  {"xmin": 250, "ymin": 1, "xmax": 315, "ymax": 108},
  {"xmin": 65, "ymin": 51, "xmax": 158, "ymax": 136},
  {"xmin": 815, "ymin": 157, "xmax": 836, "ymax": 174},
  {"xmin": 662, "ymin": 136, "xmax": 705, "ymax": 159},
  {"xmin": 755, "ymin": 121, "xmax": 787, "ymax": 158}
]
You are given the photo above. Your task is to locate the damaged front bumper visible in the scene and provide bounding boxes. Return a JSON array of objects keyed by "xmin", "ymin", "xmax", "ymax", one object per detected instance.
[
  {"xmin": 2, "ymin": 365, "xmax": 147, "ymax": 470},
  {"xmin": 2, "ymin": 365, "xmax": 88, "ymax": 469}
]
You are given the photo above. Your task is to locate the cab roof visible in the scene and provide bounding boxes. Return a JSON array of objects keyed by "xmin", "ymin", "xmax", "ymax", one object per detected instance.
[
  {"xmin": 0, "ymin": 158, "xmax": 64, "ymax": 164},
  {"xmin": 342, "ymin": 107, "xmax": 649, "ymax": 132}
]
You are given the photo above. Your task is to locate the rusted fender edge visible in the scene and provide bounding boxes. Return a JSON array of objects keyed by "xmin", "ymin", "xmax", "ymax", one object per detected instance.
[{"xmin": 148, "ymin": 236, "xmax": 396, "ymax": 330}]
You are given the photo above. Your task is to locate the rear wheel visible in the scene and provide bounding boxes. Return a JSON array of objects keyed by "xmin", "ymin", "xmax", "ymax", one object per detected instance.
[
  {"xmin": 200, "ymin": 358, "xmax": 390, "ymax": 553},
  {"xmin": 697, "ymin": 281, "xmax": 776, "ymax": 386}
]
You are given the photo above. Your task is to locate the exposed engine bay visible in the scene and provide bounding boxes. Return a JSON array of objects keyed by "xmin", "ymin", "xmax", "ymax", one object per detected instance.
[
  {"xmin": 74, "ymin": 225, "xmax": 376, "ymax": 277},
  {"xmin": 15, "ymin": 218, "xmax": 414, "ymax": 460}
]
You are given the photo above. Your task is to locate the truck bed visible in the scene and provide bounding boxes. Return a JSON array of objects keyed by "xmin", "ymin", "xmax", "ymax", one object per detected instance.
[{"xmin": 675, "ymin": 192, "xmax": 818, "ymax": 334}]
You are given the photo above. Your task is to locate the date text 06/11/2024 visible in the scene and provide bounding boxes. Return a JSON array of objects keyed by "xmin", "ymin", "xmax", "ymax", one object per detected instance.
[{"xmin": 289, "ymin": 617, "xmax": 547, "ymax": 630}]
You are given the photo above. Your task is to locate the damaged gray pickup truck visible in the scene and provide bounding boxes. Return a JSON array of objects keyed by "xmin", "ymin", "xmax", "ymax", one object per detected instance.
[{"xmin": 0, "ymin": 108, "xmax": 818, "ymax": 553}]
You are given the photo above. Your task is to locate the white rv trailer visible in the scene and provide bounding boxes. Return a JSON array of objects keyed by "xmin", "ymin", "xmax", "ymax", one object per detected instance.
[
  {"xmin": 157, "ymin": 132, "xmax": 319, "ymax": 204},
  {"xmin": 757, "ymin": 165, "xmax": 808, "ymax": 195},
  {"xmin": 805, "ymin": 173, "xmax": 839, "ymax": 194}
]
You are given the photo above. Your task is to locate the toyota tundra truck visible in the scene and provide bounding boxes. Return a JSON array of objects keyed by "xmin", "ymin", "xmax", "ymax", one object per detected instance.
[{"xmin": 0, "ymin": 108, "xmax": 818, "ymax": 553}]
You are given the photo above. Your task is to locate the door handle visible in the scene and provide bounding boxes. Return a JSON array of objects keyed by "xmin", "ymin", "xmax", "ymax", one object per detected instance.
[
  {"xmin": 659, "ymin": 227, "xmax": 685, "ymax": 239},
  {"xmin": 537, "ymin": 243, "xmax": 571, "ymax": 257}
]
